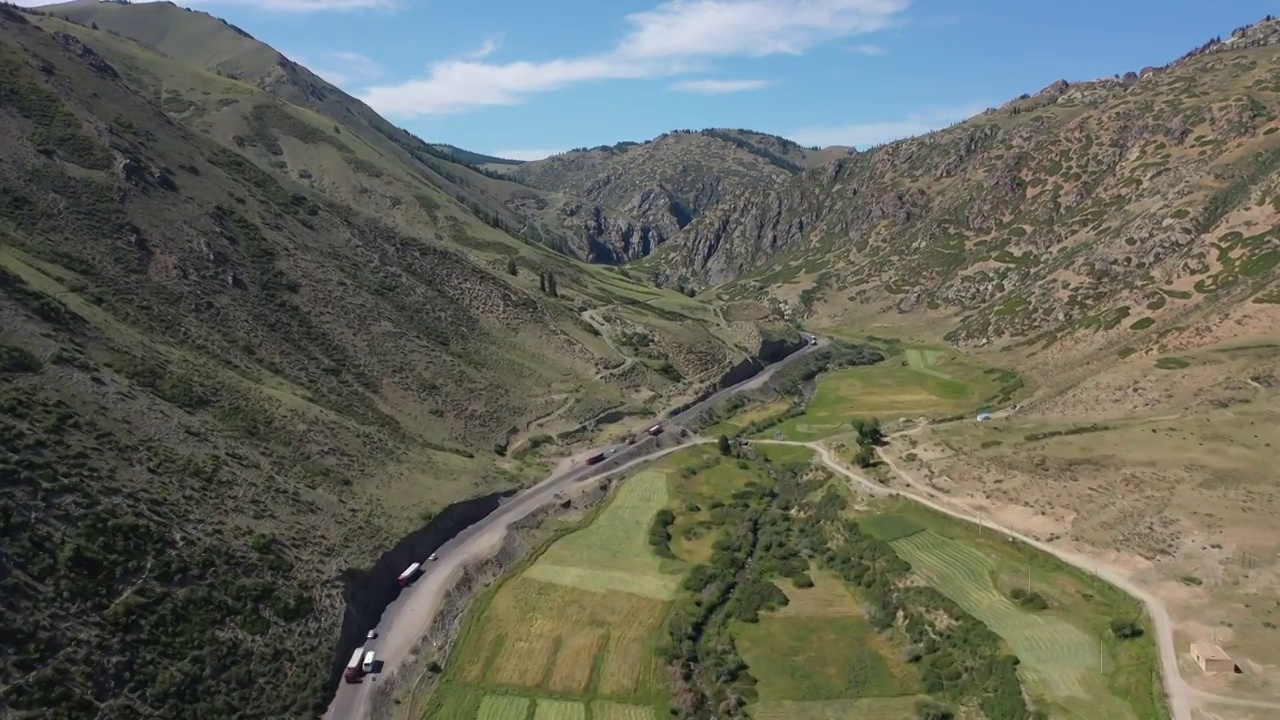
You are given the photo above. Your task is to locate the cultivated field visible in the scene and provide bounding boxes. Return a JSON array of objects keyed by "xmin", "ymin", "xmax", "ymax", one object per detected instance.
[
  {"xmin": 420, "ymin": 462, "xmax": 687, "ymax": 719},
  {"xmin": 871, "ymin": 503, "xmax": 1166, "ymax": 720},
  {"xmin": 533, "ymin": 698, "xmax": 586, "ymax": 720},
  {"xmin": 525, "ymin": 469, "xmax": 683, "ymax": 599},
  {"xmin": 591, "ymin": 700, "xmax": 658, "ymax": 720},
  {"xmin": 748, "ymin": 697, "xmax": 924, "ymax": 720},
  {"xmin": 478, "ymin": 694, "xmax": 530, "ymax": 720},
  {"xmin": 764, "ymin": 346, "xmax": 1012, "ymax": 440},
  {"xmin": 705, "ymin": 400, "xmax": 793, "ymax": 437}
]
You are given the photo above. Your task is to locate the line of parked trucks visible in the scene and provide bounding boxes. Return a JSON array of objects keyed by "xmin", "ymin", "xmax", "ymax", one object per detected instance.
[{"xmin": 343, "ymin": 551, "xmax": 439, "ymax": 682}]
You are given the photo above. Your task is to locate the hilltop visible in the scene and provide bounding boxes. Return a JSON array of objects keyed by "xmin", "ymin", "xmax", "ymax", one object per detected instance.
[
  {"xmin": 0, "ymin": 3, "xmax": 795, "ymax": 717},
  {"xmin": 643, "ymin": 19, "xmax": 1280, "ymax": 365},
  {"xmin": 507, "ymin": 129, "xmax": 850, "ymax": 263}
]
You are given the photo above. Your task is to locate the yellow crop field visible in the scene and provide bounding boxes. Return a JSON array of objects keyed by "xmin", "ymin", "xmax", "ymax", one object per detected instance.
[{"xmin": 459, "ymin": 577, "xmax": 666, "ymax": 699}]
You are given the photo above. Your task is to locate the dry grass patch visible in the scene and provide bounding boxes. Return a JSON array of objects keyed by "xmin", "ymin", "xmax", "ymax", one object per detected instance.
[
  {"xmin": 749, "ymin": 697, "xmax": 924, "ymax": 720},
  {"xmin": 546, "ymin": 628, "xmax": 607, "ymax": 694},
  {"xmin": 772, "ymin": 571, "xmax": 863, "ymax": 618},
  {"xmin": 459, "ymin": 577, "xmax": 667, "ymax": 699},
  {"xmin": 591, "ymin": 701, "xmax": 657, "ymax": 720}
]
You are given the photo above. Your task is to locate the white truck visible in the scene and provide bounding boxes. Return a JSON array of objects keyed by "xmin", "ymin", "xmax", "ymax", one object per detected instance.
[{"xmin": 361, "ymin": 650, "xmax": 376, "ymax": 674}]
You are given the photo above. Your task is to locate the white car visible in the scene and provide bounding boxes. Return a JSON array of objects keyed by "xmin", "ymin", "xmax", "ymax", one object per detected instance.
[
  {"xmin": 366, "ymin": 630, "xmax": 378, "ymax": 640},
  {"xmin": 428, "ymin": 552, "xmax": 438, "ymax": 561}
]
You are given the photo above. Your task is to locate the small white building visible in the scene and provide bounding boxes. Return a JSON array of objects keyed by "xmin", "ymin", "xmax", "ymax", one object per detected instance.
[
  {"xmin": 1190, "ymin": 643, "xmax": 1234, "ymax": 673},
  {"xmin": 976, "ymin": 413, "xmax": 993, "ymax": 422}
]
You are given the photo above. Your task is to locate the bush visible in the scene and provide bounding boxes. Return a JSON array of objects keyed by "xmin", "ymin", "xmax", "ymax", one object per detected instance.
[
  {"xmin": 1110, "ymin": 617, "xmax": 1144, "ymax": 639},
  {"xmin": 914, "ymin": 699, "xmax": 955, "ymax": 720},
  {"xmin": 1009, "ymin": 587, "xmax": 1049, "ymax": 610}
]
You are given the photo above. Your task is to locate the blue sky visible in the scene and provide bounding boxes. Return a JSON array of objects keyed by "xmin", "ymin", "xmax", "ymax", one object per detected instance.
[{"xmin": 56, "ymin": 1, "xmax": 1280, "ymax": 159}]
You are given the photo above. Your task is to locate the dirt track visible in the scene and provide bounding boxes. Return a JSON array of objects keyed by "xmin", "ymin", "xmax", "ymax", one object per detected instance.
[{"xmin": 758, "ymin": 439, "xmax": 1280, "ymax": 720}]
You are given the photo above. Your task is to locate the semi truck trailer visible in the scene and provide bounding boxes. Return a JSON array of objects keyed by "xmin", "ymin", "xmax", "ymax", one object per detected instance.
[
  {"xmin": 397, "ymin": 562, "xmax": 422, "ymax": 587},
  {"xmin": 343, "ymin": 648, "xmax": 364, "ymax": 682}
]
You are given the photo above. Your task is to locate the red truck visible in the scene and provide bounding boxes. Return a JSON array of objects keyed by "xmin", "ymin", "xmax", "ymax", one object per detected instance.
[
  {"xmin": 397, "ymin": 562, "xmax": 422, "ymax": 587},
  {"xmin": 585, "ymin": 452, "xmax": 606, "ymax": 466},
  {"xmin": 343, "ymin": 648, "xmax": 365, "ymax": 683}
]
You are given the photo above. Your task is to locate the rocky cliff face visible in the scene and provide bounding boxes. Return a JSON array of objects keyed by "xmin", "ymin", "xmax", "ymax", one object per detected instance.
[
  {"xmin": 510, "ymin": 130, "xmax": 847, "ymax": 263},
  {"xmin": 651, "ymin": 18, "xmax": 1280, "ymax": 351}
]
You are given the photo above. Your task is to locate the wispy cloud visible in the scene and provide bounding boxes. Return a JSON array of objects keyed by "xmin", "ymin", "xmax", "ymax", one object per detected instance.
[
  {"xmin": 847, "ymin": 43, "xmax": 885, "ymax": 55},
  {"xmin": 298, "ymin": 50, "xmax": 384, "ymax": 87},
  {"xmin": 789, "ymin": 102, "xmax": 989, "ymax": 148},
  {"xmin": 361, "ymin": 0, "xmax": 910, "ymax": 117},
  {"xmin": 491, "ymin": 149, "xmax": 563, "ymax": 161},
  {"xmin": 466, "ymin": 34, "xmax": 504, "ymax": 60},
  {"xmin": 669, "ymin": 78, "xmax": 774, "ymax": 94},
  {"xmin": 12, "ymin": 0, "xmax": 401, "ymax": 11}
]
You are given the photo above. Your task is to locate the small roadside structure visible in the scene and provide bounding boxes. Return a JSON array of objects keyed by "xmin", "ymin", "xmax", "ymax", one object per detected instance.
[
  {"xmin": 976, "ymin": 412, "xmax": 993, "ymax": 422},
  {"xmin": 1190, "ymin": 642, "xmax": 1234, "ymax": 673}
]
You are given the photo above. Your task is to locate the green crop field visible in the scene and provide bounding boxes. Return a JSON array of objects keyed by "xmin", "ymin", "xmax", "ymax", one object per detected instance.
[
  {"xmin": 890, "ymin": 529, "xmax": 1151, "ymax": 720},
  {"xmin": 533, "ymin": 698, "xmax": 587, "ymax": 720},
  {"xmin": 858, "ymin": 512, "xmax": 926, "ymax": 542},
  {"xmin": 764, "ymin": 346, "xmax": 1009, "ymax": 440},
  {"xmin": 590, "ymin": 701, "xmax": 657, "ymax": 720},
  {"xmin": 705, "ymin": 400, "xmax": 793, "ymax": 437},
  {"xmin": 749, "ymin": 697, "xmax": 924, "ymax": 720},
  {"xmin": 478, "ymin": 694, "xmax": 531, "ymax": 720},
  {"xmin": 735, "ymin": 615, "xmax": 919, "ymax": 701},
  {"xmin": 525, "ymin": 469, "xmax": 683, "ymax": 599}
]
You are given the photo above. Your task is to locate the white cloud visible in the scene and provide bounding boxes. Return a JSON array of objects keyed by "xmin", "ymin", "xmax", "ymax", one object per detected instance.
[
  {"xmin": 619, "ymin": 0, "xmax": 907, "ymax": 60},
  {"xmin": 465, "ymin": 34, "xmax": 504, "ymax": 60},
  {"xmin": 669, "ymin": 78, "xmax": 774, "ymax": 94},
  {"xmin": 361, "ymin": 0, "xmax": 911, "ymax": 117},
  {"xmin": 847, "ymin": 43, "xmax": 885, "ymax": 55},
  {"xmin": 11, "ymin": 0, "xmax": 399, "ymax": 10},
  {"xmin": 362, "ymin": 55, "xmax": 670, "ymax": 116},
  {"xmin": 491, "ymin": 149, "xmax": 563, "ymax": 161},
  {"xmin": 789, "ymin": 102, "xmax": 989, "ymax": 148}
]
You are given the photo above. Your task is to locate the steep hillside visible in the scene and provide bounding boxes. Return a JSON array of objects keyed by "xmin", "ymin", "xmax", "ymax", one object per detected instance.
[
  {"xmin": 38, "ymin": 0, "xmax": 586, "ymax": 253},
  {"xmin": 0, "ymin": 5, "xmax": 790, "ymax": 718},
  {"xmin": 509, "ymin": 129, "xmax": 852, "ymax": 263},
  {"xmin": 654, "ymin": 20, "xmax": 1280, "ymax": 376}
]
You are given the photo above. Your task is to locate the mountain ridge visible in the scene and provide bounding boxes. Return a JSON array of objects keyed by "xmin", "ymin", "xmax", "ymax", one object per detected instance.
[{"xmin": 0, "ymin": 4, "xmax": 796, "ymax": 716}]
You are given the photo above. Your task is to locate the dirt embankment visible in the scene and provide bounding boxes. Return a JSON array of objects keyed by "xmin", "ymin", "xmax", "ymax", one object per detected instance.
[
  {"xmin": 368, "ymin": 481, "xmax": 615, "ymax": 719},
  {"xmin": 320, "ymin": 490, "xmax": 513, "ymax": 709}
]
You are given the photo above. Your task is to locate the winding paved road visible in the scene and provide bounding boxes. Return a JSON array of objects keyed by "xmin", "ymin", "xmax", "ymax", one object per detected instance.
[{"xmin": 324, "ymin": 336, "xmax": 826, "ymax": 720}]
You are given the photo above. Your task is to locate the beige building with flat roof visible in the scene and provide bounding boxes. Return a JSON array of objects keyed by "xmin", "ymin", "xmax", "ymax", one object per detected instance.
[{"xmin": 1190, "ymin": 642, "xmax": 1234, "ymax": 673}]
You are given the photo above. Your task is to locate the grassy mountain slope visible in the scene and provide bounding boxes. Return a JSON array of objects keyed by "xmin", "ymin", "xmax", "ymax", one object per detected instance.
[
  {"xmin": 651, "ymin": 21, "xmax": 1280, "ymax": 371},
  {"xmin": 41, "ymin": 0, "xmax": 587, "ymax": 253},
  {"xmin": 508, "ymin": 129, "xmax": 852, "ymax": 264},
  {"xmin": 0, "ymin": 5, "xmax": 790, "ymax": 718}
]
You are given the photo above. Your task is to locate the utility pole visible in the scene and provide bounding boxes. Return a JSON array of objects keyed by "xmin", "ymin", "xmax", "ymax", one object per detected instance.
[
  {"xmin": 1099, "ymin": 638, "xmax": 1104, "ymax": 674},
  {"xmin": 1027, "ymin": 564, "xmax": 1032, "ymax": 595}
]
